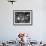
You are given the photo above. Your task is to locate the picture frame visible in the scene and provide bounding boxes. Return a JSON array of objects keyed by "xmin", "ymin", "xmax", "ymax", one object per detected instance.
[{"xmin": 13, "ymin": 10, "xmax": 33, "ymax": 25}]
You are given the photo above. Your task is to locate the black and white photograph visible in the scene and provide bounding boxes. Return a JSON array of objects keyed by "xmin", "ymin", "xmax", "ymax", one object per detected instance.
[{"xmin": 13, "ymin": 10, "xmax": 32, "ymax": 25}]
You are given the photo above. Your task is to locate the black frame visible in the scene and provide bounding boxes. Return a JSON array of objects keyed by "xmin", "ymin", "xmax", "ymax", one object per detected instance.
[{"xmin": 13, "ymin": 10, "xmax": 33, "ymax": 26}]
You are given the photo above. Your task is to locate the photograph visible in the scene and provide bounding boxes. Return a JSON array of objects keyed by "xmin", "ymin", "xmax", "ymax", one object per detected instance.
[
  {"xmin": 0, "ymin": 0, "xmax": 46, "ymax": 46},
  {"xmin": 13, "ymin": 10, "xmax": 32, "ymax": 25}
]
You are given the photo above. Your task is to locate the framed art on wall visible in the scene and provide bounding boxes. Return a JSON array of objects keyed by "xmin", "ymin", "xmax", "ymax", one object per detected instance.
[{"xmin": 13, "ymin": 10, "xmax": 33, "ymax": 25}]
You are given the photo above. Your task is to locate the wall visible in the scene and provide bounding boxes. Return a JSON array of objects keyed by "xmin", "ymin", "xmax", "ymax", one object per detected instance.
[{"xmin": 0, "ymin": 0, "xmax": 46, "ymax": 42}]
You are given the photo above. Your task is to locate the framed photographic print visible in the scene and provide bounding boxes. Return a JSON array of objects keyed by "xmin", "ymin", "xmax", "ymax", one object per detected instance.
[{"xmin": 13, "ymin": 10, "xmax": 32, "ymax": 25}]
